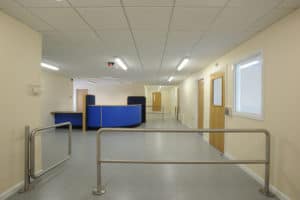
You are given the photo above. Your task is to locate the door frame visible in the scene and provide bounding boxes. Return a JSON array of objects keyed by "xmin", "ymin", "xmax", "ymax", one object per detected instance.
[{"xmin": 198, "ymin": 79, "xmax": 204, "ymax": 129}]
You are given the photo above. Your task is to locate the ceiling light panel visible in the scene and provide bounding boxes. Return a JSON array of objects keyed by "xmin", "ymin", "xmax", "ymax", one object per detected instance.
[{"xmin": 177, "ymin": 58, "xmax": 190, "ymax": 71}]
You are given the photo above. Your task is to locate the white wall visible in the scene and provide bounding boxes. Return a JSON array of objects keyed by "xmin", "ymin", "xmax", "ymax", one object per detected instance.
[
  {"xmin": 179, "ymin": 9, "xmax": 300, "ymax": 200},
  {"xmin": 73, "ymin": 79, "xmax": 145, "ymax": 107},
  {"xmin": 40, "ymin": 70, "xmax": 73, "ymax": 126},
  {"xmin": 0, "ymin": 11, "xmax": 41, "ymax": 194}
]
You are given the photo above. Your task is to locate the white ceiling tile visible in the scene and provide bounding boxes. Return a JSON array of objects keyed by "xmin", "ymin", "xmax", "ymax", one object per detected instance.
[
  {"xmin": 68, "ymin": 0, "xmax": 121, "ymax": 7},
  {"xmin": 248, "ymin": 8, "xmax": 294, "ymax": 32},
  {"xmin": 210, "ymin": 6, "xmax": 273, "ymax": 32},
  {"xmin": 15, "ymin": 0, "xmax": 70, "ymax": 7},
  {"xmin": 133, "ymin": 30, "xmax": 167, "ymax": 70},
  {"xmin": 176, "ymin": 0, "xmax": 228, "ymax": 7},
  {"xmin": 171, "ymin": 7, "xmax": 221, "ymax": 31},
  {"xmin": 1, "ymin": 3, "xmax": 54, "ymax": 31},
  {"xmin": 0, "ymin": 0, "xmax": 20, "ymax": 8},
  {"xmin": 165, "ymin": 31, "xmax": 202, "ymax": 55},
  {"xmin": 122, "ymin": 0, "xmax": 173, "ymax": 7},
  {"xmin": 279, "ymin": 0, "xmax": 300, "ymax": 8},
  {"xmin": 29, "ymin": 8, "xmax": 90, "ymax": 30},
  {"xmin": 96, "ymin": 29, "xmax": 136, "ymax": 54},
  {"xmin": 161, "ymin": 31, "xmax": 202, "ymax": 71},
  {"xmin": 133, "ymin": 30, "xmax": 166, "ymax": 54},
  {"xmin": 125, "ymin": 7, "xmax": 172, "ymax": 30},
  {"xmin": 78, "ymin": 7, "xmax": 128, "ymax": 29},
  {"xmin": 228, "ymin": 0, "xmax": 281, "ymax": 7}
]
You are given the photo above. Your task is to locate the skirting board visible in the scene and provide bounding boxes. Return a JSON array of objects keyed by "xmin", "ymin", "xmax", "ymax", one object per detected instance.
[
  {"xmin": 0, "ymin": 181, "xmax": 23, "ymax": 200},
  {"xmin": 224, "ymin": 153, "xmax": 290, "ymax": 200}
]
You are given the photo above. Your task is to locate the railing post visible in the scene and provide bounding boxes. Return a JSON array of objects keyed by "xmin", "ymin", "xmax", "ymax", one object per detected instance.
[
  {"xmin": 260, "ymin": 131, "xmax": 274, "ymax": 197},
  {"xmin": 93, "ymin": 130, "xmax": 105, "ymax": 195},
  {"xmin": 20, "ymin": 126, "xmax": 31, "ymax": 192},
  {"xmin": 68, "ymin": 124, "xmax": 72, "ymax": 155}
]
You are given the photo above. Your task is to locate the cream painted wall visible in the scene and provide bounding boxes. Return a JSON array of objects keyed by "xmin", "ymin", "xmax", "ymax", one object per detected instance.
[
  {"xmin": 145, "ymin": 85, "xmax": 178, "ymax": 119},
  {"xmin": 73, "ymin": 79, "xmax": 145, "ymax": 107},
  {"xmin": 40, "ymin": 70, "xmax": 73, "ymax": 126},
  {"xmin": 0, "ymin": 11, "xmax": 41, "ymax": 193},
  {"xmin": 179, "ymin": 9, "xmax": 300, "ymax": 199}
]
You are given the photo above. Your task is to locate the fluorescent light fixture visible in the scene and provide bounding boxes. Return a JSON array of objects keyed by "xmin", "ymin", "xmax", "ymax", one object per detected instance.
[
  {"xmin": 177, "ymin": 58, "xmax": 190, "ymax": 71},
  {"xmin": 114, "ymin": 57, "xmax": 128, "ymax": 71},
  {"xmin": 239, "ymin": 60, "xmax": 260, "ymax": 69},
  {"xmin": 88, "ymin": 80, "xmax": 96, "ymax": 85},
  {"xmin": 41, "ymin": 62, "xmax": 59, "ymax": 71},
  {"xmin": 168, "ymin": 76, "xmax": 174, "ymax": 82}
]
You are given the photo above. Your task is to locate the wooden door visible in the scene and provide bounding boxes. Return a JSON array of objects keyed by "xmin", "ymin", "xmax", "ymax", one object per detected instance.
[
  {"xmin": 152, "ymin": 92, "xmax": 161, "ymax": 111},
  {"xmin": 76, "ymin": 89, "xmax": 88, "ymax": 112},
  {"xmin": 209, "ymin": 73, "xmax": 225, "ymax": 153},
  {"xmin": 198, "ymin": 79, "xmax": 204, "ymax": 129}
]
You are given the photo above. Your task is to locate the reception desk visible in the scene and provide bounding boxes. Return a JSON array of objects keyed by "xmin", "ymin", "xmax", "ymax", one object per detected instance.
[
  {"xmin": 87, "ymin": 105, "xmax": 142, "ymax": 128},
  {"xmin": 52, "ymin": 95, "xmax": 144, "ymax": 131},
  {"xmin": 51, "ymin": 111, "xmax": 83, "ymax": 127}
]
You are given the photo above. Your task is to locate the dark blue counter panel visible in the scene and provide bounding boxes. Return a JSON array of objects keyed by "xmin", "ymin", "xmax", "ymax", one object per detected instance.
[
  {"xmin": 101, "ymin": 105, "xmax": 141, "ymax": 128},
  {"xmin": 87, "ymin": 105, "xmax": 142, "ymax": 128},
  {"xmin": 87, "ymin": 106, "xmax": 101, "ymax": 128},
  {"xmin": 53, "ymin": 113, "xmax": 82, "ymax": 127}
]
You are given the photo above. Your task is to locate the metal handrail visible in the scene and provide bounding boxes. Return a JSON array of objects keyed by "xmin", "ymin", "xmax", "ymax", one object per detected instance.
[
  {"xmin": 22, "ymin": 122, "xmax": 72, "ymax": 192},
  {"xmin": 93, "ymin": 128, "xmax": 274, "ymax": 198},
  {"xmin": 30, "ymin": 122, "xmax": 72, "ymax": 179}
]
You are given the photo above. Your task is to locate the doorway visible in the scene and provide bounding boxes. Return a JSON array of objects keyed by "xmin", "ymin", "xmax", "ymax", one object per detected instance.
[
  {"xmin": 198, "ymin": 79, "xmax": 204, "ymax": 129},
  {"xmin": 76, "ymin": 89, "xmax": 88, "ymax": 112},
  {"xmin": 152, "ymin": 92, "xmax": 161, "ymax": 111},
  {"xmin": 209, "ymin": 72, "xmax": 225, "ymax": 153}
]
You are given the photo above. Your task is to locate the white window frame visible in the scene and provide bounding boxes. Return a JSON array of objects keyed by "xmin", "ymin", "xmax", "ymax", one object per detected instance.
[{"xmin": 233, "ymin": 52, "xmax": 264, "ymax": 121}]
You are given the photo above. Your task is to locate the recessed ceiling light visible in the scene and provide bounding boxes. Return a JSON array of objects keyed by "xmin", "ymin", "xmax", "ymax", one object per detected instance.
[
  {"xmin": 168, "ymin": 76, "xmax": 174, "ymax": 82},
  {"xmin": 41, "ymin": 62, "xmax": 59, "ymax": 71},
  {"xmin": 114, "ymin": 57, "xmax": 128, "ymax": 71},
  {"xmin": 177, "ymin": 58, "xmax": 190, "ymax": 71}
]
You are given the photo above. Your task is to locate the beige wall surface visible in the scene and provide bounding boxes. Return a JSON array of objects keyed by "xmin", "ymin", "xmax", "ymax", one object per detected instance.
[
  {"xmin": 0, "ymin": 11, "xmax": 41, "ymax": 193},
  {"xmin": 40, "ymin": 70, "xmax": 73, "ymax": 126},
  {"xmin": 179, "ymin": 9, "xmax": 300, "ymax": 200},
  {"xmin": 73, "ymin": 80, "xmax": 145, "ymax": 107},
  {"xmin": 145, "ymin": 85, "xmax": 178, "ymax": 119}
]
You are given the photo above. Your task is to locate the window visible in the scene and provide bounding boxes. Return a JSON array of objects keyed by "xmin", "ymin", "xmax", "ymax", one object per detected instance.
[
  {"xmin": 234, "ymin": 53, "xmax": 263, "ymax": 119},
  {"xmin": 213, "ymin": 78, "xmax": 223, "ymax": 106}
]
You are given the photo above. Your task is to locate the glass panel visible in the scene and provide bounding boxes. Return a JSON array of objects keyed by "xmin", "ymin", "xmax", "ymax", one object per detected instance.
[
  {"xmin": 235, "ymin": 54, "xmax": 262, "ymax": 117},
  {"xmin": 213, "ymin": 78, "xmax": 222, "ymax": 106}
]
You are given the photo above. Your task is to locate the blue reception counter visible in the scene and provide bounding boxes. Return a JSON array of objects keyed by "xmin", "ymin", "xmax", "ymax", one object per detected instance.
[
  {"xmin": 52, "ymin": 112, "xmax": 83, "ymax": 127},
  {"xmin": 87, "ymin": 105, "xmax": 142, "ymax": 128}
]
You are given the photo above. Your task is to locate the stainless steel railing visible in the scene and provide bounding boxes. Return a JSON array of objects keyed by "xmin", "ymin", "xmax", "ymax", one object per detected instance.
[
  {"xmin": 21, "ymin": 122, "xmax": 72, "ymax": 192},
  {"xmin": 93, "ymin": 128, "xmax": 274, "ymax": 198}
]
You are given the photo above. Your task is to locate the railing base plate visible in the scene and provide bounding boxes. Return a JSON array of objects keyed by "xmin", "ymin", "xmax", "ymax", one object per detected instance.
[
  {"xmin": 259, "ymin": 188, "xmax": 275, "ymax": 198},
  {"xmin": 92, "ymin": 188, "xmax": 105, "ymax": 196}
]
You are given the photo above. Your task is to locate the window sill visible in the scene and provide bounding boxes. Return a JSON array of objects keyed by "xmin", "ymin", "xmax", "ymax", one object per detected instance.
[{"xmin": 232, "ymin": 112, "xmax": 264, "ymax": 121}]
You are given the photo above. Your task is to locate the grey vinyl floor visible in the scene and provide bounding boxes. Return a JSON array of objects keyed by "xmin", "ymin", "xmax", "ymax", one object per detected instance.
[{"xmin": 8, "ymin": 119, "xmax": 277, "ymax": 200}]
